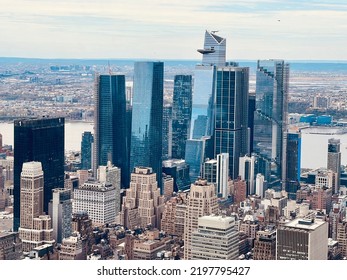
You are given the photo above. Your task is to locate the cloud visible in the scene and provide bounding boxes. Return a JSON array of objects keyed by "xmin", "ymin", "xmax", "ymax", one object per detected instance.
[{"xmin": 0, "ymin": 0, "xmax": 346, "ymax": 59}]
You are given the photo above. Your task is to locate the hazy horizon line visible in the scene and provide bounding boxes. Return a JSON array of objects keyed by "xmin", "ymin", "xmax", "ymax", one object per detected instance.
[{"xmin": 1, "ymin": 56, "xmax": 347, "ymax": 64}]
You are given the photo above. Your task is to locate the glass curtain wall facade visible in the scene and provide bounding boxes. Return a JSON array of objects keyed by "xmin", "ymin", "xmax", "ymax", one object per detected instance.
[
  {"xmin": 14, "ymin": 117, "xmax": 65, "ymax": 230},
  {"xmin": 172, "ymin": 75, "xmax": 193, "ymax": 159},
  {"xmin": 253, "ymin": 60, "xmax": 289, "ymax": 188},
  {"xmin": 214, "ymin": 67, "xmax": 249, "ymax": 179},
  {"xmin": 130, "ymin": 61, "xmax": 164, "ymax": 190},
  {"xmin": 94, "ymin": 74, "xmax": 129, "ymax": 188}
]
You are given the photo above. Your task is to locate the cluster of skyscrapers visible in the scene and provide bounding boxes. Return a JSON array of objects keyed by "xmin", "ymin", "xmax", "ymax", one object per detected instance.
[{"xmin": 1, "ymin": 30, "xmax": 346, "ymax": 261}]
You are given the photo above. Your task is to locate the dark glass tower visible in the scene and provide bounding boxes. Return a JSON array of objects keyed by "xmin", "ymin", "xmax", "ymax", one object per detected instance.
[
  {"xmin": 81, "ymin": 131, "xmax": 93, "ymax": 170},
  {"xmin": 172, "ymin": 75, "xmax": 193, "ymax": 159},
  {"xmin": 162, "ymin": 104, "xmax": 172, "ymax": 160},
  {"xmin": 94, "ymin": 74, "xmax": 129, "ymax": 188},
  {"xmin": 253, "ymin": 60, "xmax": 289, "ymax": 189},
  {"xmin": 285, "ymin": 132, "xmax": 301, "ymax": 200},
  {"xmin": 13, "ymin": 117, "xmax": 65, "ymax": 230},
  {"xmin": 130, "ymin": 61, "xmax": 164, "ymax": 189},
  {"xmin": 214, "ymin": 66, "xmax": 249, "ymax": 179},
  {"xmin": 327, "ymin": 138, "xmax": 341, "ymax": 194}
]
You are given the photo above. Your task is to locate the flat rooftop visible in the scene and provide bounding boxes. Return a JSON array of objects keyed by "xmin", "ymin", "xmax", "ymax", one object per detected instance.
[{"xmin": 284, "ymin": 218, "xmax": 326, "ymax": 230}]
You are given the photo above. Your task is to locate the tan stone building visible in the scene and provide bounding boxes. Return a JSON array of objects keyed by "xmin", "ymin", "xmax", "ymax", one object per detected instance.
[
  {"xmin": 120, "ymin": 167, "xmax": 165, "ymax": 230},
  {"xmin": 183, "ymin": 179, "xmax": 218, "ymax": 259}
]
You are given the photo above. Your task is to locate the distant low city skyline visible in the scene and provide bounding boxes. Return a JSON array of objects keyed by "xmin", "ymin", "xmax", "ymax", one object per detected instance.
[{"xmin": 1, "ymin": 0, "xmax": 347, "ymax": 60}]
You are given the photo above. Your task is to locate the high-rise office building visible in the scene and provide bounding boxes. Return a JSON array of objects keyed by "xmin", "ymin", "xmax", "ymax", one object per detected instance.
[
  {"xmin": 49, "ymin": 188, "xmax": 72, "ymax": 244},
  {"xmin": 130, "ymin": 62, "xmax": 164, "ymax": 189},
  {"xmin": 202, "ymin": 154, "xmax": 229, "ymax": 198},
  {"xmin": 239, "ymin": 155, "xmax": 256, "ymax": 195},
  {"xmin": 18, "ymin": 162, "xmax": 54, "ymax": 252},
  {"xmin": 162, "ymin": 159, "xmax": 191, "ymax": 192},
  {"xmin": 214, "ymin": 66, "xmax": 249, "ymax": 179},
  {"xmin": 248, "ymin": 92, "xmax": 256, "ymax": 153},
  {"xmin": 327, "ymin": 138, "xmax": 341, "ymax": 194},
  {"xmin": 183, "ymin": 179, "xmax": 219, "ymax": 259},
  {"xmin": 217, "ymin": 153, "xmax": 229, "ymax": 198},
  {"xmin": 73, "ymin": 181, "xmax": 116, "ymax": 226},
  {"xmin": 162, "ymin": 104, "xmax": 172, "ymax": 160},
  {"xmin": 192, "ymin": 115, "xmax": 208, "ymax": 139},
  {"xmin": 191, "ymin": 30, "xmax": 226, "ymax": 139},
  {"xmin": 285, "ymin": 132, "xmax": 301, "ymax": 200},
  {"xmin": 191, "ymin": 215, "xmax": 238, "ymax": 260},
  {"xmin": 14, "ymin": 117, "xmax": 65, "ymax": 230},
  {"xmin": 172, "ymin": 75, "xmax": 193, "ymax": 159},
  {"xmin": 255, "ymin": 173, "xmax": 266, "ymax": 198},
  {"xmin": 81, "ymin": 131, "xmax": 94, "ymax": 170},
  {"xmin": 276, "ymin": 218, "xmax": 328, "ymax": 260},
  {"xmin": 120, "ymin": 167, "xmax": 165, "ymax": 230},
  {"xmin": 197, "ymin": 30, "xmax": 226, "ymax": 67},
  {"xmin": 253, "ymin": 60, "xmax": 289, "ymax": 189},
  {"xmin": 97, "ymin": 161, "xmax": 121, "ymax": 214},
  {"xmin": 185, "ymin": 137, "xmax": 210, "ymax": 181},
  {"xmin": 94, "ymin": 74, "xmax": 129, "ymax": 189}
]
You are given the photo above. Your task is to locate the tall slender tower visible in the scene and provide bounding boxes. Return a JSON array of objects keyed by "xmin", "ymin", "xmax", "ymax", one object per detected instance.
[
  {"xmin": 184, "ymin": 179, "xmax": 219, "ymax": 259},
  {"xmin": 94, "ymin": 74, "xmax": 129, "ymax": 188},
  {"xmin": 253, "ymin": 60, "xmax": 289, "ymax": 189},
  {"xmin": 186, "ymin": 31, "xmax": 226, "ymax": 181},
  {"xmin": 81, "ymin": 131, "xmax": 94, "ymax": 170},
  {"xmin": 285, "ymin": 131, "xmax": 301, "ymax": 200},
  {"xmin": 18, "ymin": 162, "xmax": 54, "ymax": 252},
  {"xmin": 172, "ymin": 75, "xmax": 193, "ymax": 159},
  {"xmin": 130, "ymin": 62, "xmax": 164, "ymax": 188},
  {"xmin": 327, "ymin": 138, "xmax": 341, "ymax": 194},
  {"xmin": 214, "ymin": 66, "xmax": 249, "ymax": 178},
  {"xmin": 14, "ymin": 117, "xmax": 65, "ymax": 231}
]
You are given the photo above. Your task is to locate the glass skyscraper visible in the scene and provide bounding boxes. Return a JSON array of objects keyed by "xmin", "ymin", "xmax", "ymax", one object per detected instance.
[
  {"xmin": 186, "ymin": 31, "xmax": 226, "ymax": 180},
  {"xmin": 81, "ymin": 131, "xmax": 93, "ymax": 170},
  {"xmin": 94, "ymin": 74, "xmax": 129, "ymax": 188},
  {"xmin": 162, "ymin": 104, "xmax": 172, "ymax": 160},
  {"xmin": 253, "ymin": 59, "xmax": 289, "ymax": 188},
  {"xmin": 130, "ymin": 61, "xmax": 164, "ymax": 189},
  {"xmin": 214, "ymin": 66, "xmax": 249, "ymax": 179},
  {"xmin": 14, "ymin": 117, "xmax": 65, "ymax": 230},
  {"xmin": 172, "ymin": 75, "xmax": 192, "ymax": 159},
  {"xmin": 285, "ymin": 131, "xmax": 301, "ymax": 200}
]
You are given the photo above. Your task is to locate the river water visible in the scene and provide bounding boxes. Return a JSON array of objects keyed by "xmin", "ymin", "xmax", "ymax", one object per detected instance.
[{"xmin": 0, "ymin": 121, "xmax": 347, "ymax": 169}]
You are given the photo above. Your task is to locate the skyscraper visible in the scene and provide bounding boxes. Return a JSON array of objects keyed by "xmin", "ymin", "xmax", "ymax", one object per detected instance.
[
  {"xmin": 191, "ymin": 215, "xmax": 238, "ymax": 260},
  {"xmin": 253, "ymin": 60, "xmax": 289, "ymax": 188},
  {"xmin": 18, "ymin": 162, "xmax": 54, "ymax": 252},
  {"xmin": 214, "ymin": 66, "xmax": 249, "ymax": 178},
  {"xmin": 276, "ymin": 218, "xmax": 328, "ymax": 260},
  {"xmin": 14, "ymin": 117, "xmax": 65, "ymax": 230},
  {"xmin": 197, "ymin": 30, "xmax": 226, "ymax": 67},
  {"xmin": 172, "ymin": 75, "xmax": 193, "ymax": 159},
  {"xmin": 327, "ymin": 138, "xmax": 341, "ymax": 194},
  {"xmin": 49, "ymin": 188, "xmax": 72, "ymax": 244},
  {"xmin": 73, "ymin": 181, "xmax": 116, "ymax": 226},
  {"xmin": 130, "ymin": 62, "xmax": 164, "ymax": 188},
  {"xmin": 184, "ymin": 179, "xmax": 219, "ymax": 259},
  {"xmin": 285, "ymin": 132, "xmax": 301, "ymax": 200},
  {"xmin": 119, "ymin": 167, "xmax": 165, "ymax": 230},
  {"xmin": 239, "ymin": 155, "xmax": 256, "ymax": 196},
  {"xmin": 81, "ymin": 131, "xmax": 94, "ymax": 170},
  {"xmin": 97, "ymin": 161, "xmax": 121, "ymax": 214},
  {"xmin": 162, "ymin": 104, "xmax": 172, "ymax": 160},
  {"xmin": 94, "ymin": 74, "xmax": 129, "ymax": 188}
]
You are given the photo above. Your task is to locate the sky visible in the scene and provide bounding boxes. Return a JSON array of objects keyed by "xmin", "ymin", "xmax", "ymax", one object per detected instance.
[{"xmin": 0, "ymin": 0, "xmax": 347, "ymax": 60}]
